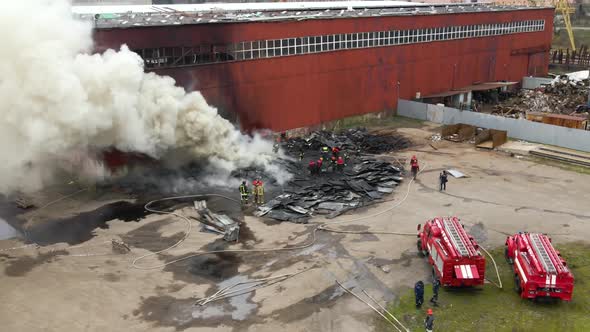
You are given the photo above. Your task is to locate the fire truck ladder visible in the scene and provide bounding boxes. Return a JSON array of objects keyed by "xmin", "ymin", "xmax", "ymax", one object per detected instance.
[
  {"xmin": 443, "ymin": 218, "xmax": 469, "ymax": 257},
  {"xmin": 530, "ymin": 233, "xmax": 556, "ymax": 274}
]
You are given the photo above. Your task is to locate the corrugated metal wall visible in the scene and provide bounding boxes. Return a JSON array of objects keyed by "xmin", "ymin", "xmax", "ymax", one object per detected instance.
[{"xmin": 94, "ymin": 8, "xmax": 554, "ymax": 131}]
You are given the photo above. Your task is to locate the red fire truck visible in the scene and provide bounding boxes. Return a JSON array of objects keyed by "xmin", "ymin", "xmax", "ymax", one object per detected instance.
[
  {"xmin": 505, "ymin": 232, "xmax": 574, "ymax": 301},
  {"xmin": 417, "ymin": 217, "xmax": 486, "ymax": 287}
]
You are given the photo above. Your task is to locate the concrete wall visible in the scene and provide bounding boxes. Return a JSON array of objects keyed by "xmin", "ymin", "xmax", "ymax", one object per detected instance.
[
  {"xmin": 398, "ymin": 99, "xmax": 590, "ymax": 152},
  {"xmin": 522, "ymin": 76, "xmax": 554, "ymax": 90}
]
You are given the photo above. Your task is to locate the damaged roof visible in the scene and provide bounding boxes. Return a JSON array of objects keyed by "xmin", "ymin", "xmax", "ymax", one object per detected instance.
[{"xmin": 72, "ymin": 1, "xmax": 552, "ymax": 29}]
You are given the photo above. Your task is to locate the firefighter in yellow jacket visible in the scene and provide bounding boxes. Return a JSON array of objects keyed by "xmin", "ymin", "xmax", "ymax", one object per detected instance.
[{"xmin": 253, "ymin": 179, "xmax": 265, "ymax": 205}]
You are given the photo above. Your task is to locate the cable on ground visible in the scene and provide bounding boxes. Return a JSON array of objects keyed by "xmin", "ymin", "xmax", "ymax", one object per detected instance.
[{"xmin": 195, "ymin": 267, "xmax": 312, "ymax": 306}]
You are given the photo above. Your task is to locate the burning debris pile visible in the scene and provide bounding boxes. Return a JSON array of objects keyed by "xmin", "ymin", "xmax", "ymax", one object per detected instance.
[
  {"xmin": 494, "ymin": 75, "xmax": 589, "ymax": 118},
  {"xmin": 254, "ymin": 129, "xmax": 409, "ymax": 222},
  {"xmin": 284, "ymin": 128, "xmax": 412, "ymax": 155}
]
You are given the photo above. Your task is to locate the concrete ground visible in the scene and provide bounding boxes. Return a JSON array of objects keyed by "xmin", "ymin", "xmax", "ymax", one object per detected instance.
[{"xmin": 1, "ymin": 124, "xmax": 590, "ymax": 332}]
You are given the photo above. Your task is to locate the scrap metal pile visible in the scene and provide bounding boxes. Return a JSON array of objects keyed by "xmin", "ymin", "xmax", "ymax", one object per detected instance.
[
  {"xmin": 255, "ymin": 129, "xmax": 410, "ymax": 222},
  {"xmin": 493, "ymin": 75, "xmax": 589, "ymax": 118}
]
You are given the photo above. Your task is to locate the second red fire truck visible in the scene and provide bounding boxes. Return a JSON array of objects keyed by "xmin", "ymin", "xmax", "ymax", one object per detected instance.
[{"xmin": 505, "ymin": 232, "xmax": 574, "ymax": 301}]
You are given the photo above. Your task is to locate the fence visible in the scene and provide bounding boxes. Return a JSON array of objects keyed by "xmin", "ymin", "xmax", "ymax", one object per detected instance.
[
  {"xmin": 397, "ymin": 100, "xmax": 590, "ymax": 153},
  {"xmin": 550, "ymin": 46, "xmax": 590, "ymax": 68}
]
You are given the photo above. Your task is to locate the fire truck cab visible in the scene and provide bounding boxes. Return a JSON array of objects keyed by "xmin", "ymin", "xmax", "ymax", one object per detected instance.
[
  {"xmin": 417, "ymin": 216, "xmax": 486, "ymax": 287},
  {"xmin": 505, "ymin": 232, "xmax": 574, "ymax": 301}
]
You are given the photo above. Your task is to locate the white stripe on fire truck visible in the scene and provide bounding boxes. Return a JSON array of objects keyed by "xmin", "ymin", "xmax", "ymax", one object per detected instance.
[
  {"xmin": 514, "ymin": 250, "xmax": 528, "ymax": 284},
  {"xmin": 551, "ymin": 275, "xmax": 556, "ymax": 287},
  {"xmin": 459, "ymin": 265, "xmax": 466, "ymax": 278},
  {"xmin": 546, "ymin": 275, "xmax": 550, "ymax": 287},
  {"xmin": 465, "ymin": 265, "xmax": 473, "ymax": 279}
]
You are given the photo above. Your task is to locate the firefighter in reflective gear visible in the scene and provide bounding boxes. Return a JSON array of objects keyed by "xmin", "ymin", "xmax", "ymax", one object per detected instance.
[
  {"xmin": 424, "ymin": 309, "xmax": 434, "ymax": 332},
  {"xmin": 239, "ymin": 181, "xmax": 249, "ymax": 204},
  {"xmin": 410, "ymin": 155, "xmax": 420, "ymax": 180},
  {"xmin": 321, "ymin": 146, "xmax": 330, "ymax": 160},
  {"xmin": 336, "ymin": 156, "xmax": 345, "ymax": 172},
  {"xmin": 252, "ymin": 179, "xmax": 260, "ymax": 203},
  {"xmin": 254, "ymin": 180, "xmax": 265, "ymax": 205},
  {"xmin": 414, "ymin": 280, "xmax": 425, "ymax": 308}
]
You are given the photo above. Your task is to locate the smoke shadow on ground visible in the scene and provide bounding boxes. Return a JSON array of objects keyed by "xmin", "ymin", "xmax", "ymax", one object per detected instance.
[{"xmin": 24, "ymin": 201, "xmax": 150, "ymax": 245}]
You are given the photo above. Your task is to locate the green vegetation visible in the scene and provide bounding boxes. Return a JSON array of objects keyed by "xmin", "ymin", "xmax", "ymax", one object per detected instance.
[
  {"xmin": 552, "ymin": 29, "xmax": 590, "ymax": 50},
  {"xmin": 378, "ymin": 244, "xmax": 590, "ymax": 332},
  {"xmin": 330, "ymin": 114, "xmax": 424, "ymax": 131},
  {"xmin": 527, "ymin": 156, "xmax": 590, "ymax": 176}
]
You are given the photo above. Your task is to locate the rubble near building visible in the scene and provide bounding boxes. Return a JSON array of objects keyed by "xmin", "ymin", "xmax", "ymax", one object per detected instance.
[
  {"xmin": 254, "ymin": 129, "xmax": 410, "ymax": 222},
  {"xmin": 493, "ymin": 75, "xmax": 589, "ymax": 118}
]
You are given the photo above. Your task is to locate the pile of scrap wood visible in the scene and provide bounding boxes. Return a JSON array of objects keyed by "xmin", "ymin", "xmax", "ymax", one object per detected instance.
[{"xmin": 493, "ymin": 75, "xmax": 589, "ymax": 118}]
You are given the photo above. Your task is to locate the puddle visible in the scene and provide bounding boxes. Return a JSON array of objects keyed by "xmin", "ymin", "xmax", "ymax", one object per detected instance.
[
  {"xmin": 0, "ymin": 217, "xmax": 19, "ymax": 240},
  {"xmin": 25, "ymin": 201, "xmax": 149, "ymax": 245}
]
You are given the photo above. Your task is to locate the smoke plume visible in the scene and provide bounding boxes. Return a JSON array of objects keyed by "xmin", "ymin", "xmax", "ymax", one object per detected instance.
[{"xmin": 0, "ymin": 0, "xmax": 284, "ymax": 194}]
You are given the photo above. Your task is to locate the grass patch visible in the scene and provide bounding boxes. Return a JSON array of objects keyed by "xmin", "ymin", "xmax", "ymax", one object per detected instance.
[
  {"xmin": 378, "ymin": 243, "xmax": 590, "ymax": 332},
  {"xmin": 331, "ymin": 114, "xmax": 425, "ymax": 131},
  {"xmin": 526, "ymin": 156, "xmax": 590, "ymax": 176},
  {"xmin": 552, "ymin": 29, "xmax": 590, "ymax": 50}
]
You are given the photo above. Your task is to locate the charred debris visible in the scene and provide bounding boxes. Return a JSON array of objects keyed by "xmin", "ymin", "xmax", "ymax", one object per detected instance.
[{"xmin": 245, "ymin": 128, "xmax": 411, "ymax": 222}]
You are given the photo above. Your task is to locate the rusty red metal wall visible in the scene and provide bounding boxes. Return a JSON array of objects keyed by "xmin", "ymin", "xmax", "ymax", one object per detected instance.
[{"xmin": 94, "ymin": 9, "xmax": 554, "ymax": 131}]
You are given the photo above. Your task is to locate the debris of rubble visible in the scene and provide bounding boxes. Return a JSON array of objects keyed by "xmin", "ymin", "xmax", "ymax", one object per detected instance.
[
  {"xmin": 192, "ymin": 200, "xmax": 240, "ymax": 241},
  {"xmin": 283, "ymin": 128, "xmax": 412, "ymax": 155},
  {"xmin": 111, "ymin": 239, "xmax": 131, "ymax": 254},
  {"xmin": 14, "ymin": 195, "xmax": 34, "ymax": 209},
  {"xmin": 493, "ymin": 75, "xmax": 589, "ymax": 117},
  {"xmin": 254, "ymin": 129, "xmax": 408, "ymax": 222}
]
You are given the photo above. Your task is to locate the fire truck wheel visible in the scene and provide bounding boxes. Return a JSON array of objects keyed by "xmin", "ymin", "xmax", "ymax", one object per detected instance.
[
  {"xmin": 417, "ymin": 240, "xmax": 424, "ymax": 256},
  {"xmin": 505, "ymin": 247, "xmax": 513, "ymax": 264},
  {"xmin": 514, "ymin": 274, "xmax": 522, "ymax": 294}
]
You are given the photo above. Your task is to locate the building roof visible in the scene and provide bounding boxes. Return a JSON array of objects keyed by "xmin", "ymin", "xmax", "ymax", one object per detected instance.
[{"xmin": 72, "ymin": 1, "xmax": 552, "ymax": 29}]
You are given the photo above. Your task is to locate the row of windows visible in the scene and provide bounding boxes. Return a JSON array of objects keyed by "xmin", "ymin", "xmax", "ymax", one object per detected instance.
[
  {"xmin": 140, "ymin": 19, "xmax": 545, "ymax": 68},
  {"xmin": 232, "ymin": 20, "xmax": 545, "ymax": 60}
]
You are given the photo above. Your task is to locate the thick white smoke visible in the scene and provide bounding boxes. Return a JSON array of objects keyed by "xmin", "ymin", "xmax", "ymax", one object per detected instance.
[{"xmin": 0, "ymin": 0, "xmax": 286, "ymax": 194}]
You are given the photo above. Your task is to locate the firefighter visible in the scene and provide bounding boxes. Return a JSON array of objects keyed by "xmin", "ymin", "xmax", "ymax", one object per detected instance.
[
  {"xmin": 332, "ymin": 146, "xmax": 340, "ymax": 158},
  {"xmin": 321, "ymin": 146, "xmax": 330, "ymax": 160},
  {"xmin": 439, "ymin": 171, "xmax": 448, "ymax": 191},
  {"xmin": 298, "ymin": 149, "xmax": 305, "ymax": 161},
  {"xmin": 317, "ymin": 158, "xmax": 323, "ymax": 174},
  {"xmin": 239, "ymin": 181, "xmax": 249, "ymax": 205},
  {"xmin": 273, "ymin": 143, "xmax": 279, "ymax": 154},
  {"xmin": 336, "ymin": 156, "xmax": 345, "ymax": 172},
  {"xmin": 330, "ymin": 156, "xmax": 337, "ymax": 171},
  {"xmin": 410, "ymin": 155, "xmax": 419, "ymax": 180},
  {"xmin": 414, "ymin": 280, "xmax": 425, "ymax": 308},
  {"xmin": 424, "ymin": 308, "xmax": 434, "ymax": 332},
  {"xmin": 252, "ymin": 179, "xmax": 260, "ymax": 203},
  {"xmin": 255, "ymin": 180, "xmax": 265, "ymax": 205},
  {"xmin": 430, "ymin": 279, "xmax": 440, "ymax": 305},
  {"xmin": 308, "ymin": 160, "xmax": 316, "ymax": 175}
]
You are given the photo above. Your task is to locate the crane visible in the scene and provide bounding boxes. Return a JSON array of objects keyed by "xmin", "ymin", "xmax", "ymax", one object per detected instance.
[{"xmin": 554, "ymin": 0, "xmax": 577, "ymax": 51}]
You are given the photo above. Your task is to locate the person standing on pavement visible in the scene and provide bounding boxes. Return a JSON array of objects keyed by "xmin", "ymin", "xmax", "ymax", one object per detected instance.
[
  {"xmin": 439, "ymin": 171, "xmax": 448, "ymax": 191},
  {"xmin": 424, "ymin": 308, "xmax": 435, "ymax": 332}
]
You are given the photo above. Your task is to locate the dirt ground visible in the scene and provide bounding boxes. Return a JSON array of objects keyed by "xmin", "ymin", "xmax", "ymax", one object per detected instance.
[{"xmin": 2, "ymin": 124, "xmax": 590, "ymax": 332}]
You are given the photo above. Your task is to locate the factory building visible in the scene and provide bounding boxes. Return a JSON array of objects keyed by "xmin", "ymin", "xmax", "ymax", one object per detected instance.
[{"xmin": 76, "ymin": 1, "xmax": 554, "ymax": 131}]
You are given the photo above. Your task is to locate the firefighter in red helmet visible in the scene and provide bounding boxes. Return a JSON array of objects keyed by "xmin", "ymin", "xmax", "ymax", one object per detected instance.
[{"xmin": 410, "ymin": 155, "xmax": 419, "ymax": 180}]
